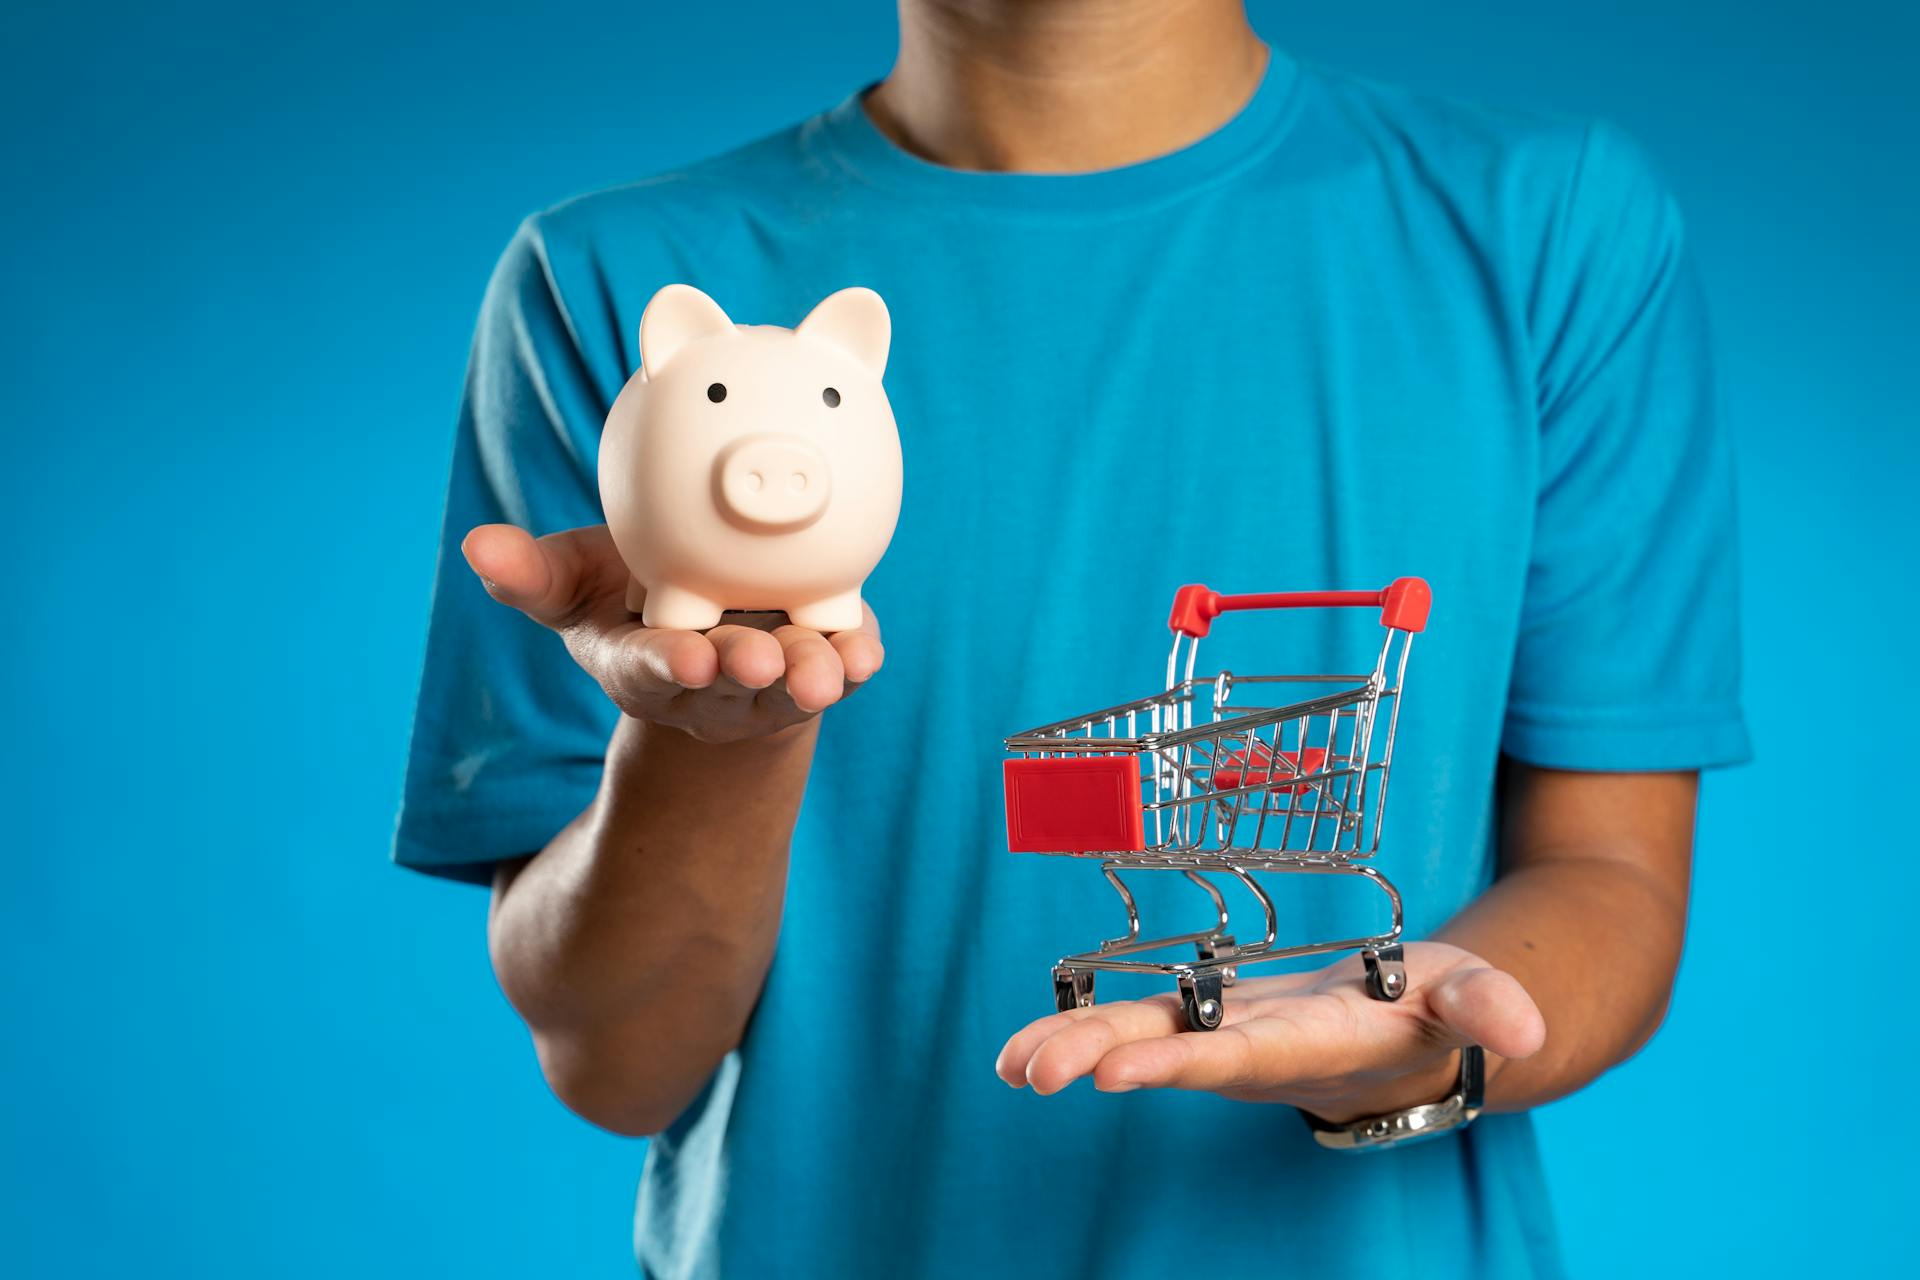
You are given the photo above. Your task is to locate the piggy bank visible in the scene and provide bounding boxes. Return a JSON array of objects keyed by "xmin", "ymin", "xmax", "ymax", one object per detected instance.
[{"xmin": 598, "ymin": 284, "xmax": 903, "ymax": 633}]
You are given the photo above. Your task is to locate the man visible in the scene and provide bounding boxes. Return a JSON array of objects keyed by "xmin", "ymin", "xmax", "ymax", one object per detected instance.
[{"xmin": 395, "ymin": 1, "xmax": 1747, "ymax": 1274}]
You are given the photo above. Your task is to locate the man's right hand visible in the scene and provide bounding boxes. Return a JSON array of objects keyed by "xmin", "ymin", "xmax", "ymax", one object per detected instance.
[
  {"xmin": 461, "ymin": 523, "xmax": 883, "ymax": 743},
  {"xmin": 468, "ymin": 520, "xmax": 866, "ymax": 1133}
]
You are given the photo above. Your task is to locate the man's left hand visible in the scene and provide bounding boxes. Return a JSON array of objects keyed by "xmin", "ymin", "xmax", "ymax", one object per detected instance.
[{"xmin": 994, "ymin": 942, "xmax": 1546, "ymax": 1123}]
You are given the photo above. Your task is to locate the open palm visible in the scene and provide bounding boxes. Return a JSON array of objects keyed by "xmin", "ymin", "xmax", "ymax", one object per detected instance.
[
  {"xmin": 996, "ymin": 942, "xmax": 1546, "ymax": 1123},
  {"xmin": 462, "ymin": 523, "xmax": 882, "ymax": 743}
]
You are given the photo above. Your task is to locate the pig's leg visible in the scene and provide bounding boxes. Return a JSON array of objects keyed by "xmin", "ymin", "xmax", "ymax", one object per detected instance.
[
  {"xmin": 640, "ymin": 583, "xmax": 724, "ymax": 632},
  {"xmin": 786, "ymin": 591, "xmax": 865, "ymax": 634},
  {"xmin": 624, "ymin": 577, "xmax": 647, "ymax": 615}
]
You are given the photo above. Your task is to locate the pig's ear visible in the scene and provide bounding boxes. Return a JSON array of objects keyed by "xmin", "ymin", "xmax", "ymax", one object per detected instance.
[
  {"xmin": 640, "ymin": 284, "xmax": 735, "ymax": 379},
  {"xmin": 797, "ymin": 287, "xmax": 890, "ymax": 377}
]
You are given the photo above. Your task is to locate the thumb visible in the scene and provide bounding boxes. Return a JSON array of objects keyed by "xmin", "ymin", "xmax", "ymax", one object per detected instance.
[
  {"xmin": 461, "ymin": 524, "xmax": 588, "ymax": 627},
  {"xmin": 1425, "ymin": 965, "xmax": 1547, "ymax": 1061}
]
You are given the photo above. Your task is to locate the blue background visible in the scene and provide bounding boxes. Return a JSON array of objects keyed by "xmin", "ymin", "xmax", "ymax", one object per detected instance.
[{"xmin": 3, "ymin": 2, "xmax": 1911, "ymax": 1275}]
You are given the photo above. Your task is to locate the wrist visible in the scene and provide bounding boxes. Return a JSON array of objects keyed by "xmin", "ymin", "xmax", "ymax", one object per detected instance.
[
  {"xmin": 1302, "ymin": 1047, "xmax": 1487, "ymax": 1152},
  {"xmin": 1303, "ymin": 1049, "xmax": 1465, "ymax": 1126},
  {"xmin": 596, "ymin": 714, "xmax": 819, "ymax": 831},
  {"xmin": 617, "ymin": 711, "xmax": 819, "ymax": 765}
]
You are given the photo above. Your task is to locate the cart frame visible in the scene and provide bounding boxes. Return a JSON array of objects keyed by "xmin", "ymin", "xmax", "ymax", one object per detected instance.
[{"xmin": 1003, "ymin": 579, "xmax": 1431, "ymax": 1031}]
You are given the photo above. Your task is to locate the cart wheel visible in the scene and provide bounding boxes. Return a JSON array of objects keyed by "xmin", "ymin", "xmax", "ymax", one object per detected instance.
[
  {"xmin": 1196, "ymin": 935, "xmax": 1239, "ymax": 986},
  {"xmin": 1178, "ymin": 972, "xmax": 1226, "ymax": 1031},
  {"xmin": 1053, "ymin": 965, "xmax": 1095, "ymax": 1013},
  {"xmin": 1362, "ymin": 945, "xmax": 1407, "ymax": 1002}
]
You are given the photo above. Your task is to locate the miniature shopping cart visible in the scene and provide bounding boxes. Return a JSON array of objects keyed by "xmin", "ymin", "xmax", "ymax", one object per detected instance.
[{"xmin": 1003, "ymin": 579, "xmax": 1431, "ymax": 1031}]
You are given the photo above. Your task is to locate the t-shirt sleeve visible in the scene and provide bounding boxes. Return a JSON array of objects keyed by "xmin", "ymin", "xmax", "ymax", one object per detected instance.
[
  {"xmin": 392, "ymin": 217, "xmax": 623, "ymax": 883},
  {"xmin": 1503, "ymin": 122, "xmax": 1751, "ymax": 771}
]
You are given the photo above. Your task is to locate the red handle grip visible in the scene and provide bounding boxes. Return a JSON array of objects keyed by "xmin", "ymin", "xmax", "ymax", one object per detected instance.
[{"xmin": 1167, "ymin": 577, "xmax": 1431, "ymax": 638}]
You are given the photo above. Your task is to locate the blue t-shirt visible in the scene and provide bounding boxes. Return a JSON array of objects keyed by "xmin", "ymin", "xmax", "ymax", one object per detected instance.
[{"xmin": 396, "ymin": 49, "xmax": 1747, "ymax": 1280}]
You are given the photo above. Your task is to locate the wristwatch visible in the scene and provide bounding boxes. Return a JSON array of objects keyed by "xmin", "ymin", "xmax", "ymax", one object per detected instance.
[{"xmin": 1301, "ymin": 1046, "xmax": 1485, "ymax": 1152}]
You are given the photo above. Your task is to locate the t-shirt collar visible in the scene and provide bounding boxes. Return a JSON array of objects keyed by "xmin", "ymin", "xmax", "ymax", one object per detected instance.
[{"xmin": 806, "ymin": 46, "xmax": 1302, "ymax": 215}]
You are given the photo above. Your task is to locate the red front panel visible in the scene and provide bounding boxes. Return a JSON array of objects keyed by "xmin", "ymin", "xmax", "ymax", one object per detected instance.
[{"xmin": 1003, "ymin": 756, "xmax": 1146, "ymax": 854}]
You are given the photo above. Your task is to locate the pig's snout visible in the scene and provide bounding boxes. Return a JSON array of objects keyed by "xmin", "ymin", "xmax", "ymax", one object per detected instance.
[{"xmin": 713, "ymin": 434, "xmax": 832, "ymax": 531}]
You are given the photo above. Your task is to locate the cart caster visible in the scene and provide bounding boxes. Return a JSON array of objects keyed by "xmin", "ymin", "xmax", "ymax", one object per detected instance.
[
  {"xmin": 1178, "ymin": 972, "xmax": 1226, "ymax": 1031},
  {"xmin": 1053, "ymin": 965, "xmax": 1095, "ymax": 1013},
  {"xmin": 1362, "ymin": 944, "xmax": 1407, "ymax": 1002},
  {"xmin": 1195, "ymin": 935, "xmax": 1239, "ymax": 986}
]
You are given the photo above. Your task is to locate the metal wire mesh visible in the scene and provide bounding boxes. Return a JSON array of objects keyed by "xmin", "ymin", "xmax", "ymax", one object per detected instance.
[{"xmin": 1003, "ymin": 629, "xmax": 1415, "ymax": 863}]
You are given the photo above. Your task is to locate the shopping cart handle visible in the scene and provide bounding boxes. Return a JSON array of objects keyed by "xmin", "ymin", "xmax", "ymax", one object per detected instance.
[{"xmin": 1167, "ymin": 577, "xmax": 1431, "ymax": 638}]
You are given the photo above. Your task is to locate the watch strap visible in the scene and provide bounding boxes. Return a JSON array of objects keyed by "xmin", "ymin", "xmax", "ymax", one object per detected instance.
[{"xmin": 1302, "ymin": 1045, "xmax": 1485, "ymax": 1152}]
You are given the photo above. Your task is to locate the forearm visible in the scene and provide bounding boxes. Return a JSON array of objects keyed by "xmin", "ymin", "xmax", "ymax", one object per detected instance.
[
  {"xmin": 489, "ymin": 714, "xmax": 817, "ymax": 1134},
  {"xmin": 1438, "ymin": 859, "xmax": 1684, "ymax": 1108},
  {"xmin": 1437, "ymin": 767, "xmax": 1696, "ymax": 1111}
]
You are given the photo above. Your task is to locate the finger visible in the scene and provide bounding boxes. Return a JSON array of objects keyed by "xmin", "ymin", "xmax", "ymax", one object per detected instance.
[
  {"xmin": 828, "ymin": 630, "xmax": 885, "ymax": 685},
  {"xmin": 773, "ymin": 625, "xmax": 845, "ymax": 714},
  {"xmin": 462, "ymin": 524, "xmax": 617, "ymax": 628},
  {"xmin": 1019, "ymin": 999, "xmax": 1188, "ymax": 1095},
  {"xmin": 1013, "ymin": 969, "xmax": 1323, "ymax": 1092},
  {"xmin": 1091, "ymin": 1008, "xmax": 1351, "ymax": 1094},
  {"xmin": 706, "ymin": 625, "xmax": 786, "ymax": 690},
  {"xmin": 994, "ymin": 1008, "xmax": 1099, "ymax": 1087},
  {"xmin": 1092, "ymin": 1024, "xmax": 1269, "ymax": 1094},
  {"xmin": 598, "ymin": 626, "xmax": 720, "ymax": 698},
  {"xmin": 826, "ymin": 601, "xmax": 884, "ymax": 684},
  {"xmin": 1424, "ymin": 965, "xmax": 1546, "ymax": 1060}
]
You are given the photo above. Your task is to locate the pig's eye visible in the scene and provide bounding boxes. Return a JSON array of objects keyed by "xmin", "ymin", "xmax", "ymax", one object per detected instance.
[
  {"xmin": 706, "ymin": 383, "xmax": 727, "ymax": 403},
  {"xmin": 822, "ymin": 387, "xmax": 841, "ymax": 408}
]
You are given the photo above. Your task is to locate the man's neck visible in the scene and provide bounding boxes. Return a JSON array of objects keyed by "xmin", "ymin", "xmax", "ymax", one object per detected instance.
[{"xmin": 865, "ymin": 0, "xmax": 1268, "ymax": 174}]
